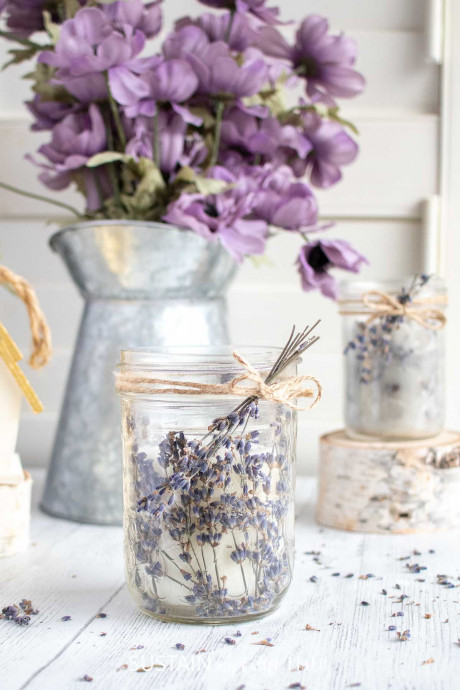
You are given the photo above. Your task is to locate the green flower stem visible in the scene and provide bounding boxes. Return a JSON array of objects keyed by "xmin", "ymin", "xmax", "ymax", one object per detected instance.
[
  {"xmin": 153, "ymin": 108, "xmax": 161, "ymax": 169},
  {"xmin": 210, "ymin": 100, "xmax": 225, "ymax": 169},
  {"xmin": 106, "ymin": 163, "xmax": 121, "ymax": 209},
  {"xmin": 224, "ymin": 10, "xmax": 235, "ymax": 42},
  {"xmin": 101, "ymin": 108, "xmax": 122, "ymax": 209},
  {"xmin": 0, "ymin": 180, "xmax": 82, "ymax": 218},
  {"xmin": 105, "ymin": 73, "xmax": 127, "ymax": 150},
  {"xmin": 91, "ymin": 169, "xmax": 104, "ymax": 211},
  {"xmin": 0, "ymin": 30, "xmax": 44, "ymax": 50}
]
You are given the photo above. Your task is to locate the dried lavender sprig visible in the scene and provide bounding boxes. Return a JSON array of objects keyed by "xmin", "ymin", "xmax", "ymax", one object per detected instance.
[
  {"xmin": 202, "ymin": 323, "xmax": 320, "ymax": 458},
  {"xmin": 136, "ymin": 324, "xmax": 321, "ymax": 515},
  {"xmin": 344, "ymin": 275, "xmax": 431, "ymax": 383}
]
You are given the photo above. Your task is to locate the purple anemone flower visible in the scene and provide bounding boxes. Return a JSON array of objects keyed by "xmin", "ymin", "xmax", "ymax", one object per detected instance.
[
  {"xmin": 126, "ymin": 111, "xmax": 190, "ymax": 175},
  {"xmin": 175, "ymin": 12, "xmax": 256, "ymax": 51},
  {"xmin": 257, "ymin": 15, "xmax": 365, "ymax": 105},
  {"xmin": 164, "ymin": 168, "xmax": 268, "ymax": 262},
  {"xmin": 163, "ymin": 25, "xmax": 210, "ymax": 61},
  {"xmin": 221, "ymin": 107, "xmax": 311, "ymax": 166},
  {"xmin": 189, "ymin": 45, "xmax": 268, "ymax": 98},
  {"xmin": 197, "ymin": 0, "xmax": 282, "ymax": 25},
  {"xmin": 298, "ymin": 112, "xmax": 359, "ymax": 187},
  {"xmin": 102, "ymin": 0, "xmax": 163, "ymax": 39},
  {"xmin": 29, "ymin": 104, "xmax": 107, "ymax": 211},
  {"xmin": 1, "ymin": 0, "xmax": 73, "ymax": 37},
  {"xmin": 252, "ymin": 167, "xmax": 318, "ymax": 231},
  {"xmin": 165, "ymin": 27, "xmax": 267, "ymax": 98},
  {"xmin": 297, "ymin": 239, "xmax": 368, "ymax": 298},
  {"xmin": 112, "ymin": 58, "xmax": 199, "ymax": 118},
  {"xmin": 39, "ymin": 7, "xmax": 146, "ymax": 103},
  {"xmin": 27, "ymin": 95, "xmax": 79, "ymax": 132}
]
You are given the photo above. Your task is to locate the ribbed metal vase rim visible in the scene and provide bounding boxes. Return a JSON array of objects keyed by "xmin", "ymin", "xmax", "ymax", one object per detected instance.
[{"xmin": 49, "ymin": 220, "xmax": 189, "ymax": 251}]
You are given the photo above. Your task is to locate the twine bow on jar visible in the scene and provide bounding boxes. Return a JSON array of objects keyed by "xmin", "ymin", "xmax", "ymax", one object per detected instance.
[
  {"xmin": 362, "ymin": 290, "xmax": 447, "ymax": 330},
  {"xmin": 115, "ymin": 350, "xmax": 322, "ymax": 411},
  {"xmin": 339, "ymin": 288, "xmax": 447, "ymax": 331}
]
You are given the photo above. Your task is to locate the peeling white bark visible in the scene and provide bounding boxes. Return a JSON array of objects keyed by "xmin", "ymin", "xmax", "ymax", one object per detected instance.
[{"xmin": 317, "ymin": 430, "xmax": 460, "ymax": 533}]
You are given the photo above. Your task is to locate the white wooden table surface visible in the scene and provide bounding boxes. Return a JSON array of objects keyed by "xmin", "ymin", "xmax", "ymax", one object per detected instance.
[{"xmin": 1, "ymin": 471, "xmax": 460, "ymax": 690}]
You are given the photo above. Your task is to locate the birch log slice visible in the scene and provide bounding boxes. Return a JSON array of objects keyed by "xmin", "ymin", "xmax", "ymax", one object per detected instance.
[
  {"xmin": 317, "ymin": 429, "xmax": 460, "ymax": 534},
  {"xmin": 0, "ymin": 471, "xmax": 32, "ymax": 557}
]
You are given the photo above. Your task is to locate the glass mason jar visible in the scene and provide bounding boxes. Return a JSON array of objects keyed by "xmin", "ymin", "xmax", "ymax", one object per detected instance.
[
  {"xmin": 115, "ymin": 346, "xmax": 297, "ymax": 624},
  {"xmin": 340, "ymin": 277, "xmax": 447, "ymax": 441}
]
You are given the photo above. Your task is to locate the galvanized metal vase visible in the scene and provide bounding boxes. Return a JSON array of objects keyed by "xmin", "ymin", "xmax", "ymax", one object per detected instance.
[{"xmin": 41, "ymin": 221, "xmax": 237, "ymax": 525}]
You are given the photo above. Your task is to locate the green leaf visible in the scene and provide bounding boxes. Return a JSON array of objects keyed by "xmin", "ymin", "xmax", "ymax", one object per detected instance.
[
  {"xmin": 327, "ymin": 107, "xmax": 359, "ymax": 136},
  {"xmin": 120, "ymin": 158, "xmax": 166, "ymax": 214},
  {"xmin": 174, "ymin": 167, "xmax": 197, "ymax": 185},
  {"xmin": 3, "ymin": 47, "xmax": 37, "ymax": 69},
  {"xmin": 63, "ymin": 0, "xmax": 82, "ymax": 16},
  {"xmin": 249, "ymin": 255, "xmax": 274, "ymax": 268},
  {"xmin": 43, "ymin": 11, "xmax": 60, "ymax": 44},
  {"xmin": 194, "ymin": 176, "xmax": 233, "ymax": 196},
  {"xmin": 86, "ymin": 152, "xmax": 132, "ymax": 168}
]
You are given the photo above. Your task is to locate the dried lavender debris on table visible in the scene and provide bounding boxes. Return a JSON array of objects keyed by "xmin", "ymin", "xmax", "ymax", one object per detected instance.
[{"xmin": 1, "ymin": 600, "xmax": 39, "ymax": 626}]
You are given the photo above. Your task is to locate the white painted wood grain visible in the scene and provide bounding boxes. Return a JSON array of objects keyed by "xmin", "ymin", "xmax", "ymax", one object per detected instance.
[
  {"xmin": 1, "ymin": 471, "xmax": 459, "ymax": 690},
  {"xmin": 0, "ymin": 116, "xmax": 439, "ymax": 220}
]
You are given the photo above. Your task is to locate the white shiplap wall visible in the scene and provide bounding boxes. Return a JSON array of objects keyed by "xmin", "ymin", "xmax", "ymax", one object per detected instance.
[{"xmin": 0, "ymin": 1, "xmax": 447, "ymax": 473}]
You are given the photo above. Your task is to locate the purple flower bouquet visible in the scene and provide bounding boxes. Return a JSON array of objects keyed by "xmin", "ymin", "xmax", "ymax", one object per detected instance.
[{"xmin": 0, "ymin": 0, "xmax": 367, "ymax": 297}]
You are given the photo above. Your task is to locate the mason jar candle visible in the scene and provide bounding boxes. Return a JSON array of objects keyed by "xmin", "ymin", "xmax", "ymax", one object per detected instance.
[
  {"xmin": 115, "ymin": 346, "xmax": 302, "ymax": 624},
  {"xmin": 339, "ymin": 276, "xmax": 447, "ymax": 441}
]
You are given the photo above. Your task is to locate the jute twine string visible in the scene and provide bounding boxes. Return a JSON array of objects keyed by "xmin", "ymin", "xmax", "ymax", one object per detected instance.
[
  {"xmin": 339, "ymin": 290, "xmax": 447, "ymax": 331},
  {"xmin": 0, "ymin": 265, "xmax": 52, "ymax": 368},
  {"xmin": 116, "ymin": 351, "xmax": 322, "ymax": 411}
]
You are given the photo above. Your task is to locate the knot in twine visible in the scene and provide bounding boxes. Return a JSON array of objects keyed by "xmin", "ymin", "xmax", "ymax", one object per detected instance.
[
  {"xmin": 339, "ymin": 290, "xmax": 447, "ymax": 331},
  {"xmin": 0, "ymin": 265, "xmax": 52, "ymax": 368},
  {"xmin": 116, "ymin": 351, "xmax": 322, "ymax": 411}
]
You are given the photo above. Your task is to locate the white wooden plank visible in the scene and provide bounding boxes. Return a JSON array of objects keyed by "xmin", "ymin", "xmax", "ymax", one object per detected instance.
[
  {"xmin": 235, "ymin": 220, "xmax": 423, "ymax": 288},
  {"xmin": 318, "ymin": 116, "xmax": 439, "ymax": 218},
  {"xmin": 0, "ymin": 116, "xmax": 438, "ymax": 220},
  {"xmin": 354, "ymin": 30, "xmax": 439, "ymax": 114},
  {"xmin": 282, "ymin": 0, "xmax": 428, "ymax": 30},
  {"xmin": 0, "ymin": 471, "xmax": 124, "ymax": 690},
  {"xmin": 0, "ymin": 26, "xmax": 437, "ymax": 117},
  {"xmin": 0, "ymin": 221, "xmax": 69, "ymax": 284},
  {"xmin": 0, "ymin": 282, "xmax": 82, "ymax": 350},
  {"xmin": 1, "ymin": 471, "xmax": 460, "ymax": 690}
]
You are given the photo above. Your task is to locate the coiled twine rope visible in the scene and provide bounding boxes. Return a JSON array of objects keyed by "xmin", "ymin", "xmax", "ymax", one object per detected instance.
[
  {"xmin": 116, "ymin": 351, "xmax": 322, "ymax": 411},
  {"xmin": 0, "ymin": 265, "xmax": 52, "ymax": 368},
  {"xmin": 339, "ymin": 290, "xmax": 447, "ymax": 331}
]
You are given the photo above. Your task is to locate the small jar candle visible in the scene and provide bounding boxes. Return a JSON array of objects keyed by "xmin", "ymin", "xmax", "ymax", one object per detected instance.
[
  {"xmin": 340, "ymin": 276, "xmax": 447, "ymax": 441},
  {"xmin": 115, "ymin": 346, "xmax": 300, "ymax": 624}
]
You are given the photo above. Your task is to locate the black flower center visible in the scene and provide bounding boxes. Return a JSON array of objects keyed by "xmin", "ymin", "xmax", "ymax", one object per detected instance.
[
  {"xmin": 307, "ymin": 245, "xmax": 330, "ymax": 272},
  {"xmin": 205, "ymin": 203, "xmax": 219, "ymax": 218},
  {"xmin": 299, "ymin": 56, "xmax": 319, "ymax": 79}
]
